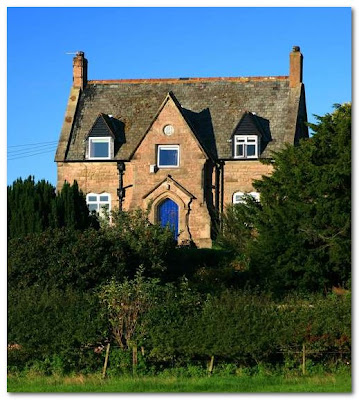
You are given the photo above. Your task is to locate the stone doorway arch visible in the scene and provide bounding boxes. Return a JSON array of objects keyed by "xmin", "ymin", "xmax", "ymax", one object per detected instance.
[{"xmin": 142, "ymin": 175, "xmax": 195, "ymax": 243}]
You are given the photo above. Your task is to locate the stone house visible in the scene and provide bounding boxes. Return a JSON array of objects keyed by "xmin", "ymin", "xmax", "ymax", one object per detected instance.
[{"xmin": 55, "ymin": 46, "xmax": 308, "ymax": 248}]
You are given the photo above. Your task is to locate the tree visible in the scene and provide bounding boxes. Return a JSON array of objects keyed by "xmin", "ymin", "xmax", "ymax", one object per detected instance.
[
  {"xmin": 248, "ymin": 103, "xmax": 351, "ymax": 294},
  {"xmin": 98, "ymin": 268, "xmax": 161, "ymax": 349},
  {"xmin": 215, "ymin": 195, "xmax": 261, "ymax": 271},
  {"xmin": 51, "ymin": 181, "xmax": 97, "ymax": 231},
  {"xmin": 7, "ymin": 177, "xmax": 98, "ymax": 239},
  {"xmin": 7, "ymin": 176, "xmax": 55, "ymax": 239}
]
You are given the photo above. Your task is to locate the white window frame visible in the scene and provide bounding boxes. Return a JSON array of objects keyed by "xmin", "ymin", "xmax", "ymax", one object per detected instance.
[
  {"xmin": 233, "ymin": 191, "xmax": 260, "ymax": 204},
  {"xmin": 157, "ymin": 145, "xmax": 180, "ymax": 168},
  {"xmin": 234, "ymin": 135, "xmax": 259, "ymax": 159},
  {"xmin": 86, "ymin": 192, "xmax": 111, "ymax": 216},
  {"xmin": 88, "ymin": 137, "xmax": 112, "ymax": 160}
]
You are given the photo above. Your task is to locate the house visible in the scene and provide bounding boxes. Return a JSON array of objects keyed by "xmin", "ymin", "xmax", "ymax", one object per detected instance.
[{"xmin": 55, "ymin": 46, "xmax": 308, "ymax": 248}]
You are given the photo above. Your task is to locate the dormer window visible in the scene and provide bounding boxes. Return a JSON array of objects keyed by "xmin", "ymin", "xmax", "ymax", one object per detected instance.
[
  {"xmin": 86, "ymin": 113, "xmax": 116, "ymax": 160},
  {"xmin": 234, "ymin": 135, "xmax": 258, "ymax": 159},
  {"xmin": 89, "ymin": 137, "xmax": 112, "ymax": 159}
]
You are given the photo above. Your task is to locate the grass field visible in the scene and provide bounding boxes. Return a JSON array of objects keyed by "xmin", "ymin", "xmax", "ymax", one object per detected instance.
[{"xmin": 8, "ymin": 372, "xmax": 351, "ymax": 393}]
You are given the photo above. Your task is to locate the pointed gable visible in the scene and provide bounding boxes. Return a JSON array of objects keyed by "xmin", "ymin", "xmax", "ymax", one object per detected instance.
[
  {"xmin": 142, "ymin": 174, "xmax": 196, "ymax": 201},
  {"xmin": 232, "ymin": 112, "xmax": 263, "ymax": 138},
  {"xmin": 129, "ymin": 91, "xmax": 211, "ymax": 160},
  {"xmin": 87, "ymin": 113, "xmax": 116, "ymax": 138}
]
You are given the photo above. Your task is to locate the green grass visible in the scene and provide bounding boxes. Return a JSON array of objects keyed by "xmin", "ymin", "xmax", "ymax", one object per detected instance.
[{"xmin": 8, "ymin": 373, "xmax": 351, "ymax": 393}]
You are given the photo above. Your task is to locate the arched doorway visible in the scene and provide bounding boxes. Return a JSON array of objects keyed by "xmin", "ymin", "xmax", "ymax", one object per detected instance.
[{"xmin": 157, "ymin": 198, "xmax": 179, "ymax": 238}]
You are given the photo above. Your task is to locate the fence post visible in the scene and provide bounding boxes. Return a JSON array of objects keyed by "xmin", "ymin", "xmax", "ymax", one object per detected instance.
[
  {"xmin": 133, "ymin": 345, "xmax": 138, "ymax": 375},
  {"xmin": 102, "ymin": 343, "xmax": 111, "ymax": 379},
  {"xmin": 302, "ymin": 343, "xmax": 306, "ymax": 375},
  {"xmin": 208, "ymin": 355, "xmax": 215, "ymax": 376}
]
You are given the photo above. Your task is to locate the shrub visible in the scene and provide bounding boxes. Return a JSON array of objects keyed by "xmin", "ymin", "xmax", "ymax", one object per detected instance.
[
  {"xmin": 277, "ymin": 292, "xmax": 351, "ymax": 367},
  {"xmin": 8, "ymin": 209, "xmax": 177, "ymax": 291},
  {"xmin": 8, "ymin": 228, "xmax": 125, "ymax": 290},
  {"xmin": 7, "ymin": 287, "xmax": 106, "ymax": 373}
]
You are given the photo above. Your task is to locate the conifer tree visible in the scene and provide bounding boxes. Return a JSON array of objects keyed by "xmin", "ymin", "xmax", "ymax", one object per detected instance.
[
  {"xmin": 249, "ymin": 103, "xmax": 351, "ymax": 294},
  {"xmin": 7, "ymin": 177, "xmax": 97, "ymax": 239},
  {"xmin": 7, "ymin": 176, "xmax": 56, "ymax": 238}
]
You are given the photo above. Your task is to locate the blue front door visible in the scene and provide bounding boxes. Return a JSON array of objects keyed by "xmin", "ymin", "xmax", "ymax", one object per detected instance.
[{"xmin": 158, "ymin": 198, "xmax": 179, "ymax": 238}]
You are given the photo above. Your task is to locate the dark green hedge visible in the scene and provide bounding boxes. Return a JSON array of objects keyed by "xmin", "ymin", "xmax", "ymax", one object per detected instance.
[
  {"xmin": 8, "ymin": 212, "xmax": 176, "ymax": 291},
  {"xmin": 8, "ymin": 287, "xmax": 106, "ymax": 374},
  {"xmin": 142, "ymin": 289, "xmax": 351, "ymax": 367}
]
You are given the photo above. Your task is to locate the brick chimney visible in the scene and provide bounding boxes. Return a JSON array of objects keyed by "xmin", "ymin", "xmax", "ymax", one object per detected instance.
[
  {"xmin": 289, "ymin": 46, "xmax": 303, "ymax": 88},
  {"xmin": 73, "ymin": 51, "xmax": 87, "ymax": 90}
]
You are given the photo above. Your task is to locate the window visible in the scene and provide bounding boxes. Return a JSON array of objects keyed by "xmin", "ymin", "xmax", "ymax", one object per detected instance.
[
  {"xmin": 88, "ymin": 137, "xmax": 112, "ymax": 159},
  {"xmin": 157, "ymin": 145, "xmax": 179, "ymax": 168},
  {"xmin": 233, "ymin": 191, "xmax": 260, "ymax": 204},
  {"xmin": 234, "ymin": 135, "xmax": 258, "ymax": 159},
  {"xmin": 86, "ymin": 193, "xmax": 111, "ymax": 216}
]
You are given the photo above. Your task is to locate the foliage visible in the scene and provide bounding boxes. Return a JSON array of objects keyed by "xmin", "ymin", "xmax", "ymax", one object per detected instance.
[
  {"xmin": 7, "ymin": 176, "xmax": 55, "ymax": 238},
  {"xmin": 277, "ymin": 292, "xmax": 351, "ymax": 361},
  {"xmin": 8, "ymin": 283, "xmax": 351, "ymax": 374},
  {"xmin": 165, "ymin": 247, "xmax": 237, "ymax": 293},
  {"xmin": 99, "ymin": 268, "xmax": 161, "ymax": 349},
  {"xmin": 7, "ymin": 287, "xmax": 106, "ymax": 374},
  {"xmin": 143, "ymin": 278, "xmax": 203, "ymax": 362},
  {"xmin": 7, "ymin": 176, "xmax": 98, "ymax": 239},
  {"xmin": 108, "ymin": 209, "xmax": 177, "ymax": 276},
  {"xmin": 142, "ymin": 289, "xmax": 350, "ymax": 368},
  {"xmin": 246, "ymin": 103, "xmax": 351, "ymax": 294},
  {"xmin": 8, "ymin": 228, "xmax": 125, "ymax": 291},
  {"xmin": 215, "ymin": 196, "xmax": 261, "ymax": 271},
  {"xmin": 52, "ymin": 181, "xmax": 98, "ymax": 230},
  {"xmin": 8, "ymin": 209, "xmax": 177, "ymax": 291},
  {"xmin": 192, "ymin": 290, "xmax": 281, "ymax": 364}
]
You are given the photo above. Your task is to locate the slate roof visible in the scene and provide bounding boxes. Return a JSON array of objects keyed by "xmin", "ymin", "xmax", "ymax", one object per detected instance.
[{"xmin": 61, "ymin": 76, "xmax": 307, "ymax": 161}]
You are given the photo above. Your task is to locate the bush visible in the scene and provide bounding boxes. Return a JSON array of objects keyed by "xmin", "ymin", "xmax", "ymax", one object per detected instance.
[
  {"xmin": 165, "ymin": 247, "xmax": 236, "ymax": 292},
  {"xmin": 8, "ymin": 209, "xmax": 177, "ymax": 291},
  {"xmin": 7, "ymin": 287, "xmax": 106, "ymax": 374},
  {"xmin": 8, "ymin": 228, "xmax": 124, "ymax": 290},
  {"xmin": 277, "ymin": 292, "xmax": 351, "ymax": 367}
]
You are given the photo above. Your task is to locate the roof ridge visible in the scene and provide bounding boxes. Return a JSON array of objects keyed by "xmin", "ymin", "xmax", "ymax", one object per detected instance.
[{"xmin": 88, "ymin": 76, "xmax": 289, "ymax": 84}]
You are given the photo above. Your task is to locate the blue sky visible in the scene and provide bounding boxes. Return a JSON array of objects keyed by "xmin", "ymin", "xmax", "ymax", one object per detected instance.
[{"xmin": 7, "ymin": 6, "xmax": 352, "ymax": 186}]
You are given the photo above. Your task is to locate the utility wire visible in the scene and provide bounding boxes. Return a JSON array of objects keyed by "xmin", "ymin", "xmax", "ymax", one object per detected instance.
[
  {"xmin": 8, "ymin": 140, "xmax": 58, "ymax": 148},
  {"xmin": 8, "ymin": 145, "xmax": 58, "ymax": 156},
  {"xmin": 8, "ymin": 148, "xmax": 57, "ymax": 161}
]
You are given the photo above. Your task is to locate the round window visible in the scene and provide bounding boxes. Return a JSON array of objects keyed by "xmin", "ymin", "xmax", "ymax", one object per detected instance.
[{"xmin": 163, "ymin": 124, "xmax": 174, "ymax": 136}]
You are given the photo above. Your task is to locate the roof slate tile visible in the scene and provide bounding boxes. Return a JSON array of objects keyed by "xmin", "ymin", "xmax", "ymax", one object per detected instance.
[{"xmin": 64, "ymin": 77, "xmax": 306, "ymax": 161}]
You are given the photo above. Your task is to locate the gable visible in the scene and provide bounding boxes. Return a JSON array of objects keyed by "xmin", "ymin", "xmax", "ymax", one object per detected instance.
[
  {"xmin": 87, "ymin": 113, "xmax": 116, "ymax": 138},
  {"xmin": 232, "ymin": 112, "xmax": 263, "ymax": 137},
  {"xmin": 129, "ymin": 91, "xmax": 210, "ymax": 161},
  {"xmin": 142, "ymin": 175, "xmax": 196, "ymax": 201}
]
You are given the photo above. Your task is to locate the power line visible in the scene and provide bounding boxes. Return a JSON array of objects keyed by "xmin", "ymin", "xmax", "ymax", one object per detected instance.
[
  {"xmin": 8, "ymin": 140, "xmax": 58, "ymax": 148},
  {"xmin": 8, "ymin": 148, "xmax": 57, "ymax": 161},
  {"xmin": 8, "ymin": 145, "xmax": 58, "ymax": 156}
]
